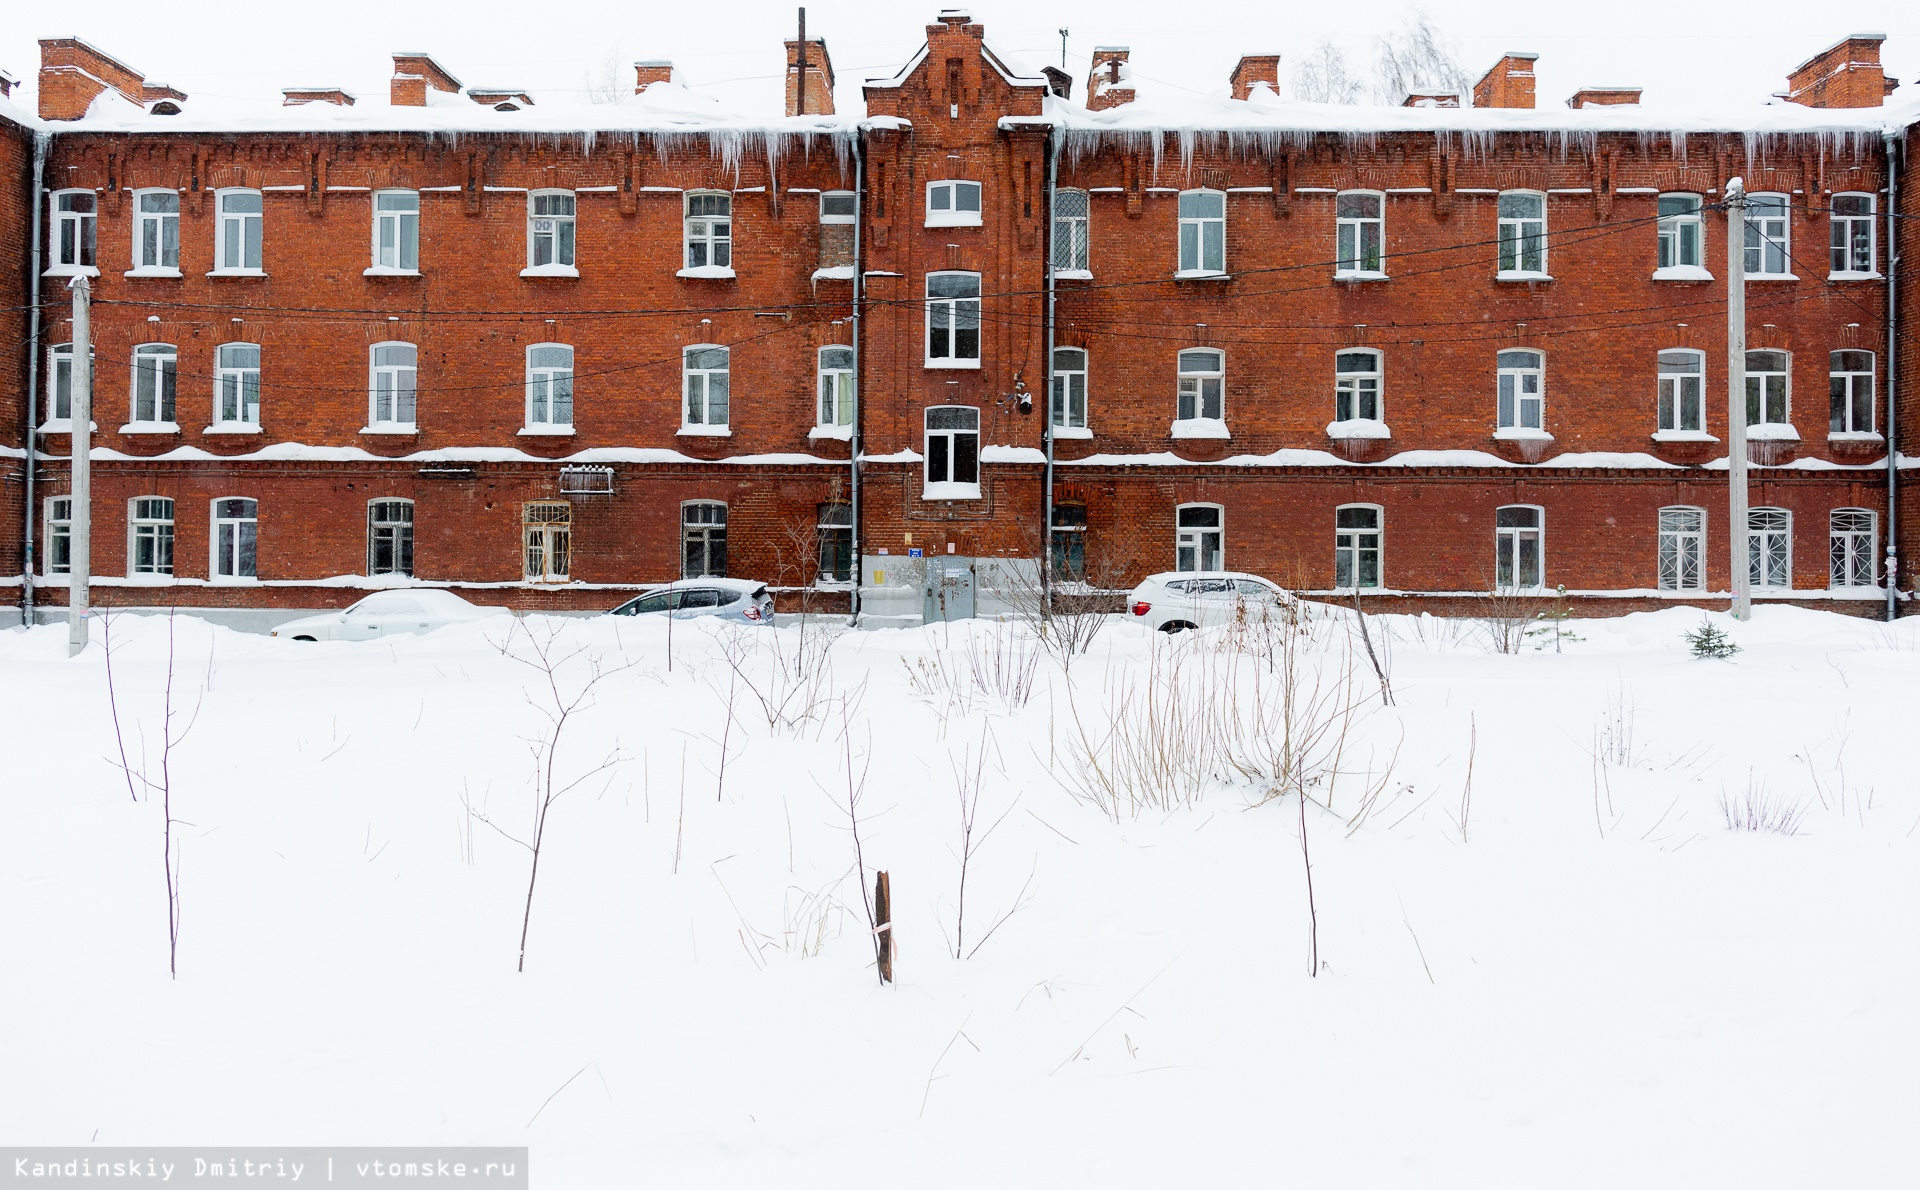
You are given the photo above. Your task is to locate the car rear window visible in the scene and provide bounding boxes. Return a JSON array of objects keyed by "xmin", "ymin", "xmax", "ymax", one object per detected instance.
[
  {"xmin": 680, "ymin": 589, "xmax": 720, "ymax": 609},
  {"xmin": 714, "ymin": 588, "xmax": 742, "ymax": 606}
]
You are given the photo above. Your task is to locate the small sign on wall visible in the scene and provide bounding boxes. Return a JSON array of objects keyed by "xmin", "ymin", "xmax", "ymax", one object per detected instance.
[{"xmin": 908, "ymin": 548, "xmax": 924, "ymax": 558}]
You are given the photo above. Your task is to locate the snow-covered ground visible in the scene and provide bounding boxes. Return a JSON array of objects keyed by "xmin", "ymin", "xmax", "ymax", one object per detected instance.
[{"xmin": 2, "ymin": 604, "xmax": 1914, "ymax": 1187}]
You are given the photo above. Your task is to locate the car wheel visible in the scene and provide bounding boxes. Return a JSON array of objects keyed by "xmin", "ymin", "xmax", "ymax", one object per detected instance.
[
  {"xmin": 292, "ymin": 635, "xmax": 318, "ymax": 642},
  {"xmin": 1159, "ymin": 621, "xmax": 1195, "ymax": 634}
]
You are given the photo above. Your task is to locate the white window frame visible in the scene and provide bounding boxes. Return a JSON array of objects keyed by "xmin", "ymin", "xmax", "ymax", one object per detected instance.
[
  {"xmin": 1335, "ymin": 350, "xmax": 1383, "ymax": 423},
  {"xmin": 130, "ymin": 188, "xmax": 180, "ymax": 275},
  {"xmin": 210, "ymin": 497, "xmax": 258, "ymax": 581},
  {"xmin": 682, "ymin": 344, "xmax": 731, "ymax": 433},
  {"xmin": 1177, "ymin": 189, "xmax": 1226, "ymax": 277},
  {"xmin": 44, "ymin": 496, "xmax": 73, "ymax": 576},
  {"xmin": 1496, "ymin": 349, "xmax": 1545, "ymax": 434},
  {"xmin": 1175, "ymin": 348, "xmax": 1225, "ymax": 429},
  {"xmin": 1744, "ymin": 193, "xmax": 1792, "ymax": 278},
  {"xmin": 523, "ymin": 501, "xmax": 572, "ymax": 583},
  {"xmin": 129, "ymin": 342, "xmax": 178, "ymax": 429},
  {"xmin": 367, "ymin": 498, "xmax": 415, "ymax": 577},
  {"xmin": 1655, "ymin": 193, "xmax": 1705, "ymax": 277},
  {"xmin": 44, "ymin": 342, "xmax": 89, "ymax": 427},
  {"xmin": 1657, "ymin": 506, "xmax": 1705, "ymax": 592},
  {"xmin": 1052, "ymin": 346, "xmax": 1088, "ymax": 433},
  {"xmin": 1656, "ymin": 348, "xmax": 1706, "ymax": 436},
  {"xmin": 820, "ymin": 191, "xmax": 857, "ymax": 224},
  {"xmin": 1334, "ymin": 191, "xmax": 1384, "ymax": 277},
  {"xmin": 49, "ymin": 189, "xmax": 97, "ymax": 273},
  {"xmin": 1748, "ymin": 507, "xmax": 1791, "ymax": 591},
  {"xmin": 367, "ymin": 341, "xmax": 418, "ymax": 431},
  {"xmin": 682, "ymin": 501, "xmax": 728, "ymax": 578},
  {"xmin": 1334, "ymin": 504, "xmax": 1383, "ymax": 590},
  {"xmin": 816, "ymin": 346, "xmax": 855, "ymax": 432},
  {"xmin": 213, "ymin": 342, "xmax": 261, "ymax": 429},
  {"xmin": 1745, "ymin": 350, "xmax": 1791, "ymax": 429},
  {"xmin": 925, "ymin": 180, "xmax": 983, "ymax": 228},
  {"xmin": 1175, "ymin": 503, "xmax": 1224, "ymax": 573},
  {"xmin": 1829, "ymin": 350, "xmax": 1875, "ymax": 436},
  {"xmin": 1829, "ymin": 193, "xmax": 1876, "ymax": 277},
  {"xmin": 682, "ymin": 191, "xmax": 733, "ymax": 275},
  {"xmin": 1496, "ymin": 191, "xmax": 1547, "ymax": 278},
  {"xmin": 129, "ymin": 496, "xmax": 175, "ymax": 577},
  {"xmin": 213, "ymin": 187, "xmax": 264, "ymax": 274},
  {"xmin": 1494, "ymin": 505, "xmax": 1544, "ymax": 592},
  {"xmin": 923, "ymin": 405, "xmax": 981, "ymax": 500},
  {"xmin": 925, "ymin": 272, "xmax": 982, "ymax": 369},
  {"xmin": 371, "ymin": 189, "xmax": 420, "ymax": 274},
  {"xmin": 817, "ymin": 502, "xmax": 854, "ymax": 586},
  {"xmin": 1053, "ymin": 188, "xmax": 1089, "ymax": 275},
  {"xmin": 525, "ymin": 189, "xmax": 577, "ymax": 275},
  {"xmin": 1829, "ymin": 508, "xmax": 1877, "ymax": 589},
  {"xmin": 525, "ymin": 343, "xmax": 575, "ymax": 431}
]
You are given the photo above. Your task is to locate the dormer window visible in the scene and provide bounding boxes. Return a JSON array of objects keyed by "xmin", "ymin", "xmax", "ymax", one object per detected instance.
[{"xmin": 926, "ymin": 180, "xmax": 982, "ymax": 228}]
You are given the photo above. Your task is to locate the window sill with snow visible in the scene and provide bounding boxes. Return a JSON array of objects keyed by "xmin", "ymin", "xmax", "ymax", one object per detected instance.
[
  {"xmin": 809, "ymin": 424, "xmax": 853, "ymax": 441},
  {"xmin": 1326, "ymin": 418, "xmax": 1391, "ymax": 440},
  {"xmin": 1651, "ymin": 265, "xmax": 1714, "ymax": 282},
  {"xmin": 519, "ymin": 265, "xmax": 579, "ymax": 279},
  {"xmin": 1171, "ymin": 418, "xmax": 1231, "ymax": 440},
  {"xmin": 678, "ymin": 424, "xmax": 732, "ymax": 438},
  {"xmin": 1492, "ymin": 427, "xmax": 1553, "ymax": 441},
  {"xmin": 676, "ymin": 265, "xmax": 736, "ymax": 280},
  {"xmin": 119, "ymin": 421, "xmax": 181, "ymax": 435},
  {"xmin": 125, "ymin": 267, "xmax": 183, "ymax": 279}
]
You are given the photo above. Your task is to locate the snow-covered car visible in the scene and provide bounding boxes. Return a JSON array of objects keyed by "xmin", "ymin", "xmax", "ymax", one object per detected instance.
[
  {"xmin": 606, "ymin": 578, "xmax": 775, "ymax": 625},
  {"xmin": 1126, "ymin": 571, "xmax": 1291, "ymax": 633},
  {"xmin": 270, "ymin": 590, "xmax": 505, "ymax": 641}
]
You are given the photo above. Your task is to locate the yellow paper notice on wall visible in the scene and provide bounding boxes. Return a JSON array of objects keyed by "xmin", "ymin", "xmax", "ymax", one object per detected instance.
[{"xmin": 872, "ymin": 571, "xmax": 886, "ymax": 585}]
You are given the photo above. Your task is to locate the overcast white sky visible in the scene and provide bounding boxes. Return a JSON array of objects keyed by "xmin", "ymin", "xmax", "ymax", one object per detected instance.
[{"xmin": 4, "ymin": 0, "xmax": 1916, "ymax": 116}]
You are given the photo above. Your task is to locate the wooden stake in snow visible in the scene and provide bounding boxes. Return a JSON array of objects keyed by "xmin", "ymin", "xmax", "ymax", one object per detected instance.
[{"xmin": 874, "ymin": 871, "xmax": 894, "ymax": 984}]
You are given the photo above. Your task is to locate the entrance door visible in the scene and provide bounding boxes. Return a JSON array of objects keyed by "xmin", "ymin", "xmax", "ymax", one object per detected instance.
[{"xmin": 923, "ymin": 557, "xmax": 975, "ymax": 623}]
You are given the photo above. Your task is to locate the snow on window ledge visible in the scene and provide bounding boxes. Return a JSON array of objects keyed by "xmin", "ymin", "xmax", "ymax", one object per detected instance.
[
  {"xmin": 809, "ymin": 424, "xmax": 853, "ymax": 441},
  {"xmin": 1747, "ymin": 272, "xmax": 1799, "ymax": 282},
  {"xmin": 119, "ymin": 421, "xmax": 181, "ymax": 435},
  {"xmin": 1827, "ymin": 430, "xmax": 1884, "ymax": 443},
  {"xmin": 363, "ymin": 266, "xmax": 422, "ymax": 278},
  {"xmin": 676, "ymin": 265, "xmax": 737, "ymax": 280},
  {"xmin": 1492, "ymin": 427, "xmax": 1553, "ymax": 441},
  {"xmin": 43, "ymin": 265, "xmax": 100, "ymax": 278},
  {"xmin": 517, "ymin": 425, "xmax": 576, "ymax": 436},
  {"xmin": 1651, "ymin": 265, "xmax": 1714, "ymax": 282},
  {"xmin": 1332, "ymin": 270, "xmax": 1388, "ymax": 282},
  {"xmin": 1173, "ymin": 269, "xmax": 1230, "ymax": 281},
  {"xmin": 1651, "ymin": 429, "xmax": 1719, "ymax": 442},
  {"xmin": 922, "ymin": 482, "xmax": 982, "ymax": 501},
  {"xmin": 1326, "ymin": 418, "xmax": 1391, "ymax": 440},
  {"xmin": 360, "ymin": 424, "xmax": 418, "ymax": 435},
  {"xmin": 1494, "ymin": 270, "xmax": 1554, "ymax": 283},
  {"xmin": 924, "ymin": 358, "xmax": 982, "ymax": 371},
  {"xmin": 678, "ymin": 424, "xmax": 732, "ymax": 437},
  {"xmin": 925, "ymin": 212, "xmax": 983, "ymax": 229},
  {"xmin": 1052, "ymin": 425, "xmax": 1093, "ymax": 440},
  {"xmin": 1053, "ymin": 268, "xmax": 1093, "ymax": 281},
  {"xmin": 519, "ymin": 265, "xmax": 579, "ymax": 279},
  {"xmin": 207, "ymin": 268, "xmax": 268, "ymax": 279},
  {"xmin": 204, "ymin": 423, "xmax": 263, "ymax": 435},
  {"xmin": 1827, "ymin": 271, "xmax": 1882, "ymax": 282},
  {"xmin": 1746, "ymin": 423, "xmax": 1800, "ymax": 441},
  {"xmin": 1171, "ymin": 417, "xmax": 1231, "ymax": 440},
  {"xmin": 124, "ymin": 267, "xmax": 183, "ymax": 279},
  {"xmin": 36, "ymin": 420, "xmax": 96, "ymax": 434},
  {"xmin": 811, "ymin": 266, "xmax": 855, "ymax": 283},
  {"xmin": 209, "ymin": 577, "xmax": 262, "ymax": 587}
]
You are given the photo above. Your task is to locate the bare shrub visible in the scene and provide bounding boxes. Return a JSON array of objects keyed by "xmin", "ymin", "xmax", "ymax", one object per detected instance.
[
  {"xmin": 964, "ymin": 619, "xmax": 1041, "ymax": 709},
  {"xmin": 1597, "ymin": 681, "xmax": 1638, "ymax": 768},
  {"xmin": 717, "ymin": 617, "xmax": 846, "ymax": 737},
  {"xmin": 992, "ymin": 517, "xmax": 1142, "ymax": 672},
  {"xmin": 1476, "ymin": 584, "xmax": 1548, "ymax": 655},
  {"xmin": 1718, "ymin": 775, "xmax": 1809, "ymax": 836}
]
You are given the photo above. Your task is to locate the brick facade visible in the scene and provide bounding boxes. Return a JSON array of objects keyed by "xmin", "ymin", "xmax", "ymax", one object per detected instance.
[{"xmin": 2, "ymin": 15, "xmax": 1916, "ymax": 625}]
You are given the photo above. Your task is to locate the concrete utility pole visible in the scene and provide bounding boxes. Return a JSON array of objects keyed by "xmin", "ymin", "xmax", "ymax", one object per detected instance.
[
  {"xmin": 1726, "ymin": 179, "xmax": 1751, "ymax": 621},
  {"xmin": 68, "ymin": 274, "xmax": 92, "ymax": 656},
  {"xmin": 1059, "ymin": 28, "xmax": 1070, "ymax": 70}
]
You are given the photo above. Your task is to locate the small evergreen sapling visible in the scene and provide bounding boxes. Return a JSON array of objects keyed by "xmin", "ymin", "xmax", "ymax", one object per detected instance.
[{"xmin": 1684, "ymin": 619, "xmax": 1741, "ymax": 660}]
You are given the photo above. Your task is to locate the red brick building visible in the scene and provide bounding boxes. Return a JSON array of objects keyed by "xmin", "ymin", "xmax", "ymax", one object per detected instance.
[{"xmin": 2, "ymin": 17, "xmax": 1915, "ymax": 627}]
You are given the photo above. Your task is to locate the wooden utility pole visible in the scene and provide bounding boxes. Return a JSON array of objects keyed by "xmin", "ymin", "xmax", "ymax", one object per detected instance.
[
  {"xmin": 1726, "ymin": 180, "xmax": 1751, "ymax": 620},
  {"xmin": 68, "ymin": 275, "xmax": 92, "ymax": 656}
]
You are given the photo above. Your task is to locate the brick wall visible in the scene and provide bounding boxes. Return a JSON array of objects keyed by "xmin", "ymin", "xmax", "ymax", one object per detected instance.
[{"xmin": 0, "ymin": 116, "xmax": 32, "ymax": 588}]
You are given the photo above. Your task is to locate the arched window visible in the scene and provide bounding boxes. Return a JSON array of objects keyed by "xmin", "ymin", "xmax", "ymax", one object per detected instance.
[
  {"xmin": 1830, "ymin": 194, "xmax": 1875, "ymax": 275},
  {"xmin": 925, "ymin": 273, "xmax": 982, "ymax": 366},
  {"xmin": 1744, "ymin": 194, "xmax": 1790, "ymax": 276},
  {"xmin": 1829, "ymin": 509, "xmax": 1875, "ymax": 589},
  {"xmin": 373, "ymin": 189, "xmax": 420, "ymax": 271},
  {"xmin": 526, "ymin": 344, "xmax": 575, "ymax": 428},
  {"xmin": 215, "ymin": 343, "xmax": 261, "ymax": 427},
  {"xmin": 1496, "ymin": 350, "xmax": 1543, "ymax": 431},
  {"xmin": 129, "ymin": 497, "xmax": 175, "ymax": 576},
  {"xmin": 131, "ymin": 343, "xmax": 178, "ymax": 426},
  {"xmin": 1497, "ymin": 192, "xmax": 1546, "ymax": 276},
  {"xmin": 1051, "ymin": 503, "xmax": 1087, "ymax": 580},
  {"xmin": 527, "ymin": 190, "xmax": 576, "ymax": 271},
  {"xmin": 682, "ymin": 345, "xmax": 730, "ymax": 430},
  {"xmin": 1177, "ymin": 189, "xmax": 1225, "ymax": 274},
  {"xmin": 1657, "ymin": 507, "xmax": 1705, "ymax": 591},
  {"xmin": 1494, "ymin": 505, "xmax": 1543, "ymax": 590},
  {"xmin": 1176, "ymin": 504, "xmax": 1224, "ymax": 572},
  {"xmin": 1177, "ymin": 349, "xmax": 1224, "ymax": 422},
  {"xmin": 1053, "ymin": 188, "xmax": 1089, "ymax": 272},
  {"xmin": 45, "ymin": 342, "xmax": 90, "ymax": 425},
  {"xmin": 818, "ymin": 503, "xmax": 853, "ymax": 584},
  {"xmin": 1656, "ymin": 194, "xmax": 1703, "ymax": 271},
  {"xmin": 524, "ymin": 502, "xmax": 572, "ymax": 582},
  {"xmin": 924, "ymin": 406, "xmax": 980, "ymax": 498},
  {"xmin": 684, "ymin": 191, "xmax": 732, "ymax": 271},
  {"xmin": 1052, "ymin": 347, "xmax": 1088, "ymax": 430},
  {"xmin": 1335, "ymin": 191, "xmax": 1384, "ymax": 275},
  {"xmin": 1335, "ymin": 350, "xmax": 1382, "ymax": 422},
  {"xmin": 682, "ymin": 502, "xmax": 728, "ymax": 577},
  {"xmin": 1747, "ymin": 507, "xmax": 1790, "ymax": 590},
  {"xmin": 212, "ymin": 497, "xmax": 258, "ymax": 580},
  {"xmin": 367, "ymin": 499, "xmax": 414, "ymax": 576},
  {"xmin": 50, "ymin": 189, "xmax": 97, "ymax": 270},
  {"xmin": 1657, "ymin": 349, "xmax": 1704, "ymax": 433},
  {"xmin": 1334, "ymin": 505, "xmax": 1382, "ymax": 589},
  {"xmin": 132, "ymin": 189, "xmax": 179, "ymax": 272},
  {"xmin": 368, "ymin": 342, "xmax": 418, "ymax": 429},
  {"xmin": 214, "ymin": 188, "xmax": 263, "ymax": 272},
  {"xmin": 1829, "ymin": 351, "xmax": 1874, "ymax": 434},
  {"xmin": 818, "ymin": 346, "xmax": 855, "ymax": 428},
  {"xmin": 1745, "ymin": 350, "xmax": 1789, "ymax": 427}
]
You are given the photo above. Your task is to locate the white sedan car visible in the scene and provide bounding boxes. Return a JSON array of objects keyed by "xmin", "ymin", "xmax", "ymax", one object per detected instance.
[
  {"xmin": 270, "ymin": 590, "xmax": 506, "ymax": 641},
  {"xmin": 1126, "ymin": 571, "xmax": 1292, "ymax": 633}
]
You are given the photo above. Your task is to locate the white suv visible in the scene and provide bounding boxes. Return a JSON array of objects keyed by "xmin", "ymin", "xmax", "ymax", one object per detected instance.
[{"xmin": 1126, "ymin": 571, "xmax": 1290, "ymax": 633}]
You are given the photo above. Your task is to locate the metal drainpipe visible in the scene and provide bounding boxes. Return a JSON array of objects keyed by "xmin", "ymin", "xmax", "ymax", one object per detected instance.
[
  {"xmin": 1042, "ymin": 129, "xmax": 1057, "ymax": 611},
  {"xmin": 20, "ymin": 132, "xmax": 48, "ymax": 628},
  {"xmin": 1886, "ymin": 130, "xmax": 1902, "ymax": 622},
  {"xmin": 849, "ymin": 136, "xmax": 865, "ymax": 625}
]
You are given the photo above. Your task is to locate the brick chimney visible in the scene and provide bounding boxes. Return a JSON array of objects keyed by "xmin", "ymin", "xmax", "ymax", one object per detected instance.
[
  {"xmin": 634, "ymin": 61, "xmax": 674, "ymax": 92},
  {"xmin": 1784, "ymin": 33, "xmax": 1898, "ymax": 108},
  {"xmin": 390, "ymin": 53, "xmax": 462, "ymax": 107},
  {"xmin": 1087, "ymin": 46, "xmax": 1134, "ymax": 111},
  {"xmin": 1472, "ymin": 52, "xmax": 1538, "ymax": 109},
  {"xmin": 38, "ymin": 37, "xmax": 153, "ymax": 120},
  {"xmin": 785, "ymin": 37, "xmax": 835, "ymax": 116},
  {"xmin": 283, "ymin": 87, "xmax": 355, "ymax": 107},
  {"xmin": 1403, "ymin": 90, "xmax": 1461, "ymax": 108},
  {"xmin": 1229, "ymin": 54, "xmax": 1280, "ymax": 101},
  {"xmin": 1566, "ymin": 86, "xmax": 1641, "ymax": 108},
  {"xmin": 468, "ymin": 87, "xmax": 534, "ymax": 109}
]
